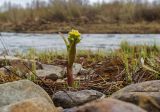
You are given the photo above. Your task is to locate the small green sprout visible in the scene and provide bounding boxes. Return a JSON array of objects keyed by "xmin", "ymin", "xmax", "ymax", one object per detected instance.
[{"xmin": 60, "ymin": 29, "xmax": 81, "ymax": 87}]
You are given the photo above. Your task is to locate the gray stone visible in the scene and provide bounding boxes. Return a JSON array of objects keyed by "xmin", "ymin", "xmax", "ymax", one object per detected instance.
[
  {"xmin": 64, "ymin": 63, "xmax": 87, "ymax": 76},
  {"xmin": 52, "ymin": 90, "xmax": 105, "ymax": 108},
  {"xmin": 111, "ymin": 80, "xmax": 160, "ymax": 112},
  {"xmin": 64, "ymin": 98, "xmax": 146, "ymax": 112},
  {"xmin": 0, "ymin": 80, "xmax": 52, "ymax": 107},
  {"xmin": 0, "ymin": 66, "xmax": 12, "ymax": 75},
  {"xmin": 0, "ymin": 56, "xmax": 43, "ymax": 72},
  {"xmin": 36, "ymin": 64, "xmax": 65, "ymax": 80},
  {"xmin": 0, "ymin": 66, "xmax": 31, "ymax": 78},
  {"xmin": 0, "ymin": 56, "xmax": 19, "ymax": 68},
  {"xmin": 17, "ymin": 59, "xmax": 42, "ymax": 69},
  {"xmin": 36, "ymin": 63, "xmax": 90, "ymax": 80},
  {"xmin": 72, "ymin": 63, "xmax": 83, "ymax": 75},
  {"xmin": 0, "ymin": 97, "xmax": 57, "ymax": 112},
  {"xmin": 36, "ymin": 69, "xmax": 59, "ymax": 81},
  {"xmin": 0, "ymin": 66, "xmax": 25, "ymax": 77}
]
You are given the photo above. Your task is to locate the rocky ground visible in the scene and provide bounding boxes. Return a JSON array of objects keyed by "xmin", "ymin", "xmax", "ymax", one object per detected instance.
[{"xmin": 0, "ymin": 55, "xmax": 160, "ymax": 112}]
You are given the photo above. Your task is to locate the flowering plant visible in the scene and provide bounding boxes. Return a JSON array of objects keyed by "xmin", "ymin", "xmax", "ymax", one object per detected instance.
[{"xmin": 60, "ymin": 29, "xmax": 81, "ymax": 86}]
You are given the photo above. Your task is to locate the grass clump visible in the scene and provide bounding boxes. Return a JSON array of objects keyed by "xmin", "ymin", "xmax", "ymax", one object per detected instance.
[
  {"xmin": 113, "ymin": 41, "xmax": 160, "ymax": 82},
  {"xmin": 16, "ymin": 41, "xmax": 160, "ymax": 84}
]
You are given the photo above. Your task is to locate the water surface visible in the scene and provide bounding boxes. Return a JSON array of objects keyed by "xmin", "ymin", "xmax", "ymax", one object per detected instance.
[{"xmin": 0, "ymin": 33, "xmax": 160, "ymax": 53}]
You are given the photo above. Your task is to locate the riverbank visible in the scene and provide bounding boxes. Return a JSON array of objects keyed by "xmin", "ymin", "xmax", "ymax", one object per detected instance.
[
  {"xmin": 2, "ymin": 42, "xmax": 160, "ymax": 88},
  {"xmin": 1, "ymin": 22, "xmax": 160, "ymax": 34},
  {"xmin": 0, "ymin": 42, "xmax": 160, "ymax": 111}
]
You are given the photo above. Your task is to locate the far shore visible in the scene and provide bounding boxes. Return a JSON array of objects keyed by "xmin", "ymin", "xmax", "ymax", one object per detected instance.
[{"xmin": 1, "ymin": 23, "xmax": 160, "ymax": 34}]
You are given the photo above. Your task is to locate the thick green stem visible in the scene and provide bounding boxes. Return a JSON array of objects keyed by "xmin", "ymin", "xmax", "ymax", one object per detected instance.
[
  {"xmin": 67, "ymin": 65, "xmax": 74, "ymax": 86},
  {"xmin": 67, "ymin": 42, "xmax": 76, "ymax": 86}
]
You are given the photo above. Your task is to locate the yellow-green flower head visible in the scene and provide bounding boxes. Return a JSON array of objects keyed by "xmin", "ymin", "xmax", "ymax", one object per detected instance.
[{"xmin": 68, "ymin": 29, "xmax": 81, "ymax": 44}]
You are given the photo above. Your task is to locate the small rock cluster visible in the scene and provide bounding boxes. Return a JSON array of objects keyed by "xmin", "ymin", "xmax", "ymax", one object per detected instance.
[
  {"xmin": 0, "ymin": 56, "xmax": 160, "ymax": 112},
  {"xmin": 111, "ymin": 80, "xmax": 160, "ymax": 112},
  {"xmin": 0, "ymin": 80, "xmax": 57, "ymax": 112},
  {"xmin": 58, "ymin": 80, "xmax": 160, "ymax": 112},
  {"xmin": 0, "ymin": 56, "xmax": 87, "ymax": 81},
  {"xmin": 1, "ymin": 78, "xmax": 159, "ymax": 112},
  {"xmin": 0, "ymin": 56, "xmax": 43, "ymax": 79}
]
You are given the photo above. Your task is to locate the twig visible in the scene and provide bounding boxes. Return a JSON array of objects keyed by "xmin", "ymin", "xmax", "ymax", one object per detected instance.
[
  {"xmin": 23, "ymin": 62, "xmax": 54, "ymax": 94},
  {"xmin": 3, "ymin": 66, "xmax": 25, "ymax": 79}
]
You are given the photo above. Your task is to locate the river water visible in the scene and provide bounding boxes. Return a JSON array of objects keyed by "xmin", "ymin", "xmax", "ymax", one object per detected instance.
[{"xmin": 0, "ymin": 33, "xmax": 160, "ymax": 53}]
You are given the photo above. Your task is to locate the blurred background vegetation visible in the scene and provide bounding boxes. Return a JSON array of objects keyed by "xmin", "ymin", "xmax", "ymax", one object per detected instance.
[{"xmin": 0, "ymin": 0, "xmax": 160, "ymax": 33}]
